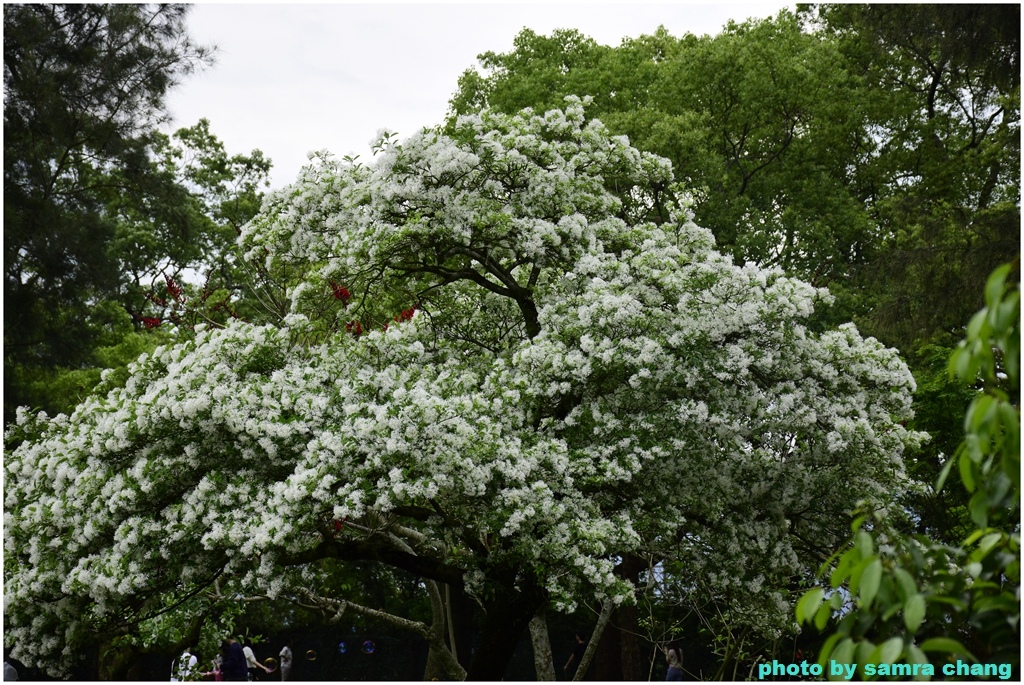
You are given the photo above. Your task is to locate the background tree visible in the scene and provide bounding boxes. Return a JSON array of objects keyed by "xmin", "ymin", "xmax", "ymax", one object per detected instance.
[
  {"xmin": 800, "ymin": 3, "xmax": 1020, "ymax": 348},
  {"xmin": 3, "ymin": 3, "xmax": 215, "ymax": 422}
]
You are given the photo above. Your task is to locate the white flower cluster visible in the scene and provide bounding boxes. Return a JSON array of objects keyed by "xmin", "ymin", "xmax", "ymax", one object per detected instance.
[{"xmin": 5, "ymin": 101, "xmax": 924, "ymax": 675}]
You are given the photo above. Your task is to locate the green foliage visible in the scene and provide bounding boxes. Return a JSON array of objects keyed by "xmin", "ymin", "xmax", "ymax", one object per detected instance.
[
  {"xmin": 900, "ymin": 341, "xmax": 977, "ymax": 544},
  {"xmin": 3, "ymin": 5, "xmax": 276, "ymax": 425},
  {"xmin": 946, "ymin": 264, "xmax": 1021, "ymax": 527},
  {"xmin": 797, "ymin": 264, "xmax": 1020, "ymax": 678},
  {"xmin": 3, "ymin": 4, "xmax": 214, "ymax": 422},
  {"xmin": 801, "ymin": 4, "xmax": 1021, "ymax": 348}
]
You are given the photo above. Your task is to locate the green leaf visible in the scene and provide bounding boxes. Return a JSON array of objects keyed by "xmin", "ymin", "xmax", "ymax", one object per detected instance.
[
  {"xmin": 973, "ymin": 593, "xmax": 1018, "ymax": 616},
  {"xmin": 849, "ymin": 554, "xmax": 874, "ymax": 596},
  {"xmin": 831, "ymin": 548, "xmax": 857, "ymax": 587},
  {"xmin": 818, "ymin": 633, "xmax": 844, "ymax": 672},
  {"xmin": 881, "ymin": 601, "xmax": 903, "ymax": 622},
  {"xmin": 927, "ymin": 595, "xmax": 968, "ymax": 611},
  {"xmin": 919, "ymin": 637, "xmax": 976, "ymax": 661},
  {"xmin": 966, "ymin": 307, "xmax": 989, "ymax": 341},
  {"xmin": 969, "ymin": 490, "xmax": 990, "ymax": 528},
  {"xmin": 859, "ymin": 558, "xmax": 883, "ymax": 609},
  {"xmin": 903, "ymin": 593, "xmax": 926, "ymax": 632},
  {"xmin": 904, "ymin": 644, "xmax": 931, "ymax": 681},
  {"xmin": 829, "ymin": 639, "xmax": 855, "ymax": 681},
  {"xmin": 968, "ymin": 394, "xmax": 996, "ymax": 433},
  {"xmin": 872, "ymin": 637, "xmax": 904, "ymax": 669},
  {"xmin": 814, "ymin": 600, "xmax": 832, "ymax": 631},
  {"xmin": 993, "ymin": 296, "xmax": 1018, "ymax": 334},
  {"xmin": 984, "ymin": 263, "xmax": 1011, "ymax": 309},
  {"xmin": 959, "ymin": 445, "xmax": 977, "ymax": 492},
  {"xmin": 975, "ymin": 532, "xmax": 1003, "ymax": 559},
  {"xmin": 893, "ymin": 568, "xmax": 917, "ymax": 602},
  {"xmin": 934, "ymin": 453, "xmax": 956, "ymax": 493},
  {"xmin": 854, "ymin": 639, "xmax": 876, "ymax": 677},
  {"xmin": 855, "ymin": 530, "xmax": 874, "ymax": 557},
  {"xmin": 796, "ymin": 587, "xmax": 825, "ymax": 625}
]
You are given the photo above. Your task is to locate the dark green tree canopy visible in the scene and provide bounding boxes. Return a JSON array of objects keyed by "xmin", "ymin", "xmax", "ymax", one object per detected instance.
[{"xmin": 3, "ymin": 4, "xmax": 218, "ymax": 421}]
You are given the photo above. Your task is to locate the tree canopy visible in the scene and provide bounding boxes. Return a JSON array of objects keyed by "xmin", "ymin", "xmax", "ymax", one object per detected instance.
[
  {"xmin": 3, "ymin": 4, "xmax": 219, "ymax": 421},
  {"xmin": 4, "ymin": 102, "xmax": 924, "ymax": 679}
]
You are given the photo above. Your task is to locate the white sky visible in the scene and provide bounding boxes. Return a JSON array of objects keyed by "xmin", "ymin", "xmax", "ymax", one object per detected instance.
[{"xmin": 165, "ymin": 1, "xmax": 791, "ymax": 189}]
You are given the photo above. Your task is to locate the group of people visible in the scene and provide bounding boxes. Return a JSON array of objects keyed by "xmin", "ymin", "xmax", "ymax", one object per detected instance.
[{"xmin": 173, "ymin": 636, "xmax": 295, "ymax": 682}]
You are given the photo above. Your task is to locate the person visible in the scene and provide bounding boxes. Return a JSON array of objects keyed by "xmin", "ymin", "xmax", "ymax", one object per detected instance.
[
  {"xmin": 562, "ymin": 633, "xmax": 587, "ymax": 679},
  {"xmin": 243, "ymin": 640, "xmax": 271, "ymax": 681},
  {"xmin": 200, "ymin": 654, "xmax": 223, "ymax": 682},
  {"xmin": 220, "ymin": 638, "xmax": 248, "ymax": 682},
  {"xmin": 662, "ymin": 641, "xmax": 683, "ymax": 681},
  {"xmin": 172, "ymin": 648, "xmax": 198, "ymax": 682},
  {"xmin": 278, "ymin": 637, "xmax": 294, "ymax": 681}
]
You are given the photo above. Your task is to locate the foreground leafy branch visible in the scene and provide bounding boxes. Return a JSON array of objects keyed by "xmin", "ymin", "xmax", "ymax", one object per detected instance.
[{"xmin": 797, "ymin": 263, "xmax": 1020, "ymax": 679}]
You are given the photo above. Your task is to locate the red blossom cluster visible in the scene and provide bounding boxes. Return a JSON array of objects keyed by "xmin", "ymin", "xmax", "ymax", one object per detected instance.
[
  {"xmin": 140, "ymin": 316, "xmax": 162, "ymax": 329},
  {"xmin": 145, "ymin": 292, "xmax": 167, "ymax": 307},
  {"xmin": 342, "ymin": 300, "xmax": 417, "ymax": 337},
  {"xmin": 330, "ymin": 281, "xmax": 351, "ymax": 303},
  {"xmin": 165, "ymin": 275, "xmax": 185, "ymax": 303}
]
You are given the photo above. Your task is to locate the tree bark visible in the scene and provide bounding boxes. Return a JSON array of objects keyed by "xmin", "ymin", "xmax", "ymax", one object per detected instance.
[
  {"xmin": 465, "ymin": 575, "xmax": 547, "ymax": 680},
  {"xmin": 617, "ymin": 554, "xmax": 647, "ymax": 680},
  {"xmin": 573, "ymin": 601, "xmax": 615, "ymax": 682},
  {"xmin": 529, "ymin": 605, "xmax": 557, "ymax": 681}
]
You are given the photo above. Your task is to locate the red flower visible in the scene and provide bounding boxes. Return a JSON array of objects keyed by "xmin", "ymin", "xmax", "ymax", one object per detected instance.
[
  {"xmin": 141, "ymin": 316, "xmax": 162, "ymax": 329},
  {"xmin": 330, "ymin": 281, "xmax": 351, "ymax": 303},
  {"xmin": 345, "ymin": 320, "xmax": 362, "ymax": 337},
  {"xmin": 165, "ymin": 275, "xmax": 185, "ymax": 303},
  {"xmin": 394, "ymin": 306, "xmax": 416, "ymax": 323}
]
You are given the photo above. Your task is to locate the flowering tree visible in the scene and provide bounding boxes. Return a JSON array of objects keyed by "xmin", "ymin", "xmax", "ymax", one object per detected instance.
[{"xmin": 4, "ymin": 100, "xmax": 923, "ymax": 679}]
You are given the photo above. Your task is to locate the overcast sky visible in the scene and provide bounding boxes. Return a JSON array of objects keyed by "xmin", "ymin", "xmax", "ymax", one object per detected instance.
[{"xmin": 164, "ymin": 1, "xmax": 791, "ymax": 189}]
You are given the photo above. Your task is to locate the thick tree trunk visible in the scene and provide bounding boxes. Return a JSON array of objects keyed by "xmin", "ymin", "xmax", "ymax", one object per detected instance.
[
  {"xmin": 618, "ymin": 604, "xmax": 646, "ymax": 680},
  {"xmin": 617, "ymin": 554, "xmax": 647, "ymax": 680},
  {"xmin": 449, "ymin": 585, "xmax": 477, "ymax": 672},
  {"xmin": 464, "ymin": 577, "xmax": 547, "ymax": 680},
  {"xmin": 594, "ymin": 613, "xmax": 622, "ymax": 680},
  {"xmin": 529, "ymin": 605, "xmax": 557, "ymax": 680}
]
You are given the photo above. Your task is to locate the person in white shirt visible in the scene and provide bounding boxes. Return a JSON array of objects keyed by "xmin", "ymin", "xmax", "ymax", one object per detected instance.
[
  {"xmin": 171, "ymin": 649, "xmax": 197, "ymax": 682},
  {"xmin": 243, "ymin": 640, "xmax": 271, "ymax": 681}
]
